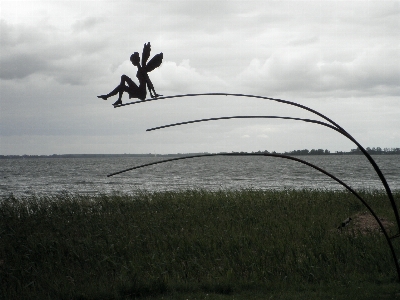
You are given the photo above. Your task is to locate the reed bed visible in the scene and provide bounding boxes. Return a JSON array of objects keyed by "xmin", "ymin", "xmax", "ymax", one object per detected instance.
[{"xmin": 1, "ymin": 189, "xmax": 400, "ymax": 299}]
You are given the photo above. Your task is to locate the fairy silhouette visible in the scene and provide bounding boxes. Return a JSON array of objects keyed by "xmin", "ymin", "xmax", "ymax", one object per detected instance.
[{"xmin": 98, "ymin": 42, "xmax": 163, "ymax": 106}]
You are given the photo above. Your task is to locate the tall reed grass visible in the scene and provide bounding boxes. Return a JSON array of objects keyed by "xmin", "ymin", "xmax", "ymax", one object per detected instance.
[{"xmin": 1, "ymin": 189, "xmax": 399, "ymax": 299}]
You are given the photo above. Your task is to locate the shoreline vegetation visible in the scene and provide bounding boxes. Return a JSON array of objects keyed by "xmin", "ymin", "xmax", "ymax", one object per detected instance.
[
  {"xmin": 1, "ymin": 147, "xmax": 399, "ymax": 159},
  {"xmin": 2, "ymin": 189, "xmax": 400, "ymax": 299}
]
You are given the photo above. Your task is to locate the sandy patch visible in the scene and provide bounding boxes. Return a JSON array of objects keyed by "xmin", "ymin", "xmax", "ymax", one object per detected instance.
[{"xmin": 350, "ymin": 211, "xmax": 394, "ymax": 235}]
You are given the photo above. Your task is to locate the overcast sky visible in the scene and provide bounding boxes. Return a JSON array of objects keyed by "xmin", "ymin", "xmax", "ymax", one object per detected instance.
[{"xmin": 1, "ymin": 0, "xmax": 399, "ymax": 155}]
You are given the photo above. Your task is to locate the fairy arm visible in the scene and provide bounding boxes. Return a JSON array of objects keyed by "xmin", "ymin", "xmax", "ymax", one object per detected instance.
[
  {"xmin": 144, "ymin": 73, "xmax": 161, "ymax": 98},
  {"xmin": 144, "ymin": 73, "xmax": 154, "ymax": 97}
]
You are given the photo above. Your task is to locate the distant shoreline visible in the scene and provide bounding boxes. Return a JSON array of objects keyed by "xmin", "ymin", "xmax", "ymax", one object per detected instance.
[{"xmin": 1, "ymin": 149, "xmax": 399, "ymax": 159}]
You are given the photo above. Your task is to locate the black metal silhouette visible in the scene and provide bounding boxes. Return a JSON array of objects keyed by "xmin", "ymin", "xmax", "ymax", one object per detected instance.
[
  {"xmin": 98, "ymin": 42, "xmax": 163, "ymax": 106},
  {"xmin": 107, "ymin": 152, "xmax": 400, "ymax": 282},
  {"xmin": 108, "ymin": 92, "xmax": 400, "ymax": 281},
  {"xmin": 113, "ymin": 93, "xmax": 399, "ymax": 235},
  {"xmin": 146, "ymin": 116, "xmax": 338, "ymax": 132}
]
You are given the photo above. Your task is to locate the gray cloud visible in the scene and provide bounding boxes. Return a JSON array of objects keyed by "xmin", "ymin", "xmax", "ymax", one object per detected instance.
[
  {"xmin": 0, "ymin": 53, "xmax": 49, "ymax": 80},
  {"xmin": 1, "ymin": 1, "xmax": 399, "ymax": 155},
  {"xmin": 72, "ymin": 17, "xmax": 104, "ymax": 32},
  {"xmin": 0, "ymin": 20, "xmax": 109, "ymax": 85},
  {"xmin": 237, "ymin": 45, "xmax": 400, "ymax": 97}
]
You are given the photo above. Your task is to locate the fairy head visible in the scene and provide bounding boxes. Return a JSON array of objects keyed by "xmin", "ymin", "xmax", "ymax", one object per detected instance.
[{"xmin": 130, "ymin": 52, "xmax": 140, "ymax": 66}]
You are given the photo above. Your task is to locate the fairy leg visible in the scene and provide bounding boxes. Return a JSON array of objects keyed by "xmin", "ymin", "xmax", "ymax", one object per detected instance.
[
  {"xmin": 97, "ymin": 85, "xmax": 121, "ymax": 100},
  {"xmin": 98, "ymin": 75, "xmax": 138, "ymax": 104},
  {"xmin": 113, "ymin": 75, "xmax": 140, "ymax": 105}
]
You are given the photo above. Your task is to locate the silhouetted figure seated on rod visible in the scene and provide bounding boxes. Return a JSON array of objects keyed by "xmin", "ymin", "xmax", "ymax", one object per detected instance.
[{"xmin": 98, "ymin": 42, "xmax": 163, "ymax": 106}]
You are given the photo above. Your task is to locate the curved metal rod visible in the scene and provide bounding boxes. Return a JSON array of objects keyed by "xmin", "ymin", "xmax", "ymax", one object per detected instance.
[
  {"xmin": 148, "ymin": 115, "xmax": 394, "ymax": 234},
  {"xmin": 146, "ymin": 115, "xmax": 341, "ymax": 133},
  {"xmin": 114, "ymin": 93, "xmax": 399, "ymax": 233},
  {"xmin": 107, "ymin": 152, "xmax": 400, "ymax": 281},
  {"xmin": 115, "ymin": 93, "xmax": 342, "ymax": 128}
]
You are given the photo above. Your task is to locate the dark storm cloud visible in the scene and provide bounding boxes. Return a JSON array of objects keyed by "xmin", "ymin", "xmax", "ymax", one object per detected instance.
[
  {"xmin": 0, "ymin": 20, "xmax": 109, "ymax": 85},
  {"xmin": 1, "ymin": 0, "xmax": 399, "ymax": 155},
  {"xmin": 0, "ymin": 53, "xmax": 49, "ymax": 80},
  {"xmin": 0, "ymin": 21, "xmax": 48, "ymax": 79}
]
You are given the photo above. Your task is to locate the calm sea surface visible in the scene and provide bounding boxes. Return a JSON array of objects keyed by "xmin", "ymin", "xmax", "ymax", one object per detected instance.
[{"xmin": 1, "ymin": 155, "xmax": 399, "ymax": 197}]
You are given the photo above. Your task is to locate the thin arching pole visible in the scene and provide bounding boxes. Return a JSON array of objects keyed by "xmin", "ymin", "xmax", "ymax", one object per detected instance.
[
  {"xmin": 107, "ymin": 152, "xmax": 400, "ymax": 282},
  {"xmin": 149, "ymin": 115, "xmax": 400, "ymax": 238},
  {"xmin": 146, "ymin": 115, "xmax": 340, "ymax": 133},
  {"xmin": 114, "ymin": 93, "xmax": 399, "ymax": 233}
]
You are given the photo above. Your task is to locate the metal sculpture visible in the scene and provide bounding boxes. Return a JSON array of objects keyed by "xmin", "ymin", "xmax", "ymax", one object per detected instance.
[
  {"xmin": 107, "ymin": 152, "xmax": 400, "ymax": 281},
  {"xmin": 97, "ymin": 42, "xmax": 163, "ymax": 106},
  {"xmin": 113, "ymin": 93, "xmax": 399, "ymax": 234},
  {"xmin": 98, "ymin": 63, "xmax": 400, "ymax": 281},
  {"xmin": 105, "ymin": 84, "xmax": 399, "ymax": 279}
]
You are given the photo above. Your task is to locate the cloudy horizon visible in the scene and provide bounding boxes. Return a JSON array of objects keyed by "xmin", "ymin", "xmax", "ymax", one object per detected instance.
[{"xmin": 1, "ymin": 1, "xmax": 399, "ymax": 155}]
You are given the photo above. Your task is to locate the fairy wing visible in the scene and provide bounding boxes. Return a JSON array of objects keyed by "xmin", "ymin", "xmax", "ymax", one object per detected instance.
[
  {"xmin": 145, "ymin": 53, "xmax": 163, "ymax": 73},
  {"xmin": 142, "ymin": 42, "xmax": 151, "ymax": 67}
]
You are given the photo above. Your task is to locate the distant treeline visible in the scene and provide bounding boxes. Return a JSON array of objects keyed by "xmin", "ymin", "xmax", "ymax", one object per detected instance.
[
  {"xmin": 1, "ymin": 147, "xmax": 399, "ymax": 159},
  {"xmin": 0, "ymin": 153, "xmax": 208, "ymax": 159},
  {"xmin": 249, "ymin": 147, "xmax": 400, "ymax": 155}
]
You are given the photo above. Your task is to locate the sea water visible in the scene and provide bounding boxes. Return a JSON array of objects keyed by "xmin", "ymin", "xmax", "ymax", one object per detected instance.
[{"xmin": 1, "ymin": 155, "xmax": 399, "ymax": 197}]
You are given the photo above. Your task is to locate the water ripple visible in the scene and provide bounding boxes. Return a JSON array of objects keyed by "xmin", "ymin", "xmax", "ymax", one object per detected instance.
[{"xmin": 0, "ymin": 155, "xmax": 399, "ymax": 197}]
